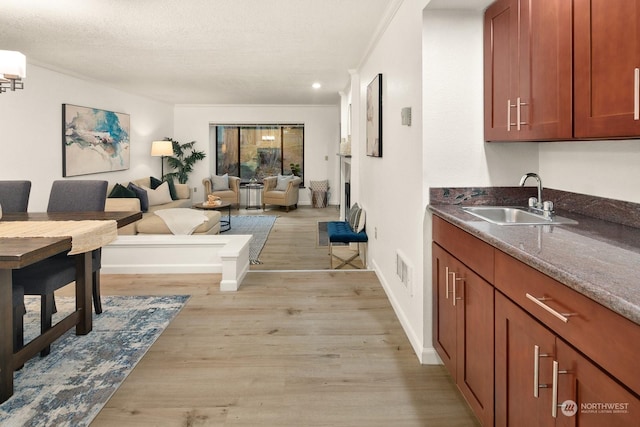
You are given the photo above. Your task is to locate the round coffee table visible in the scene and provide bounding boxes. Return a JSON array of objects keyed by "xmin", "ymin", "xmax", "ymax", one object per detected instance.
[{"xmin": 193, "ymin": 201, "xmax": 231, "ymax": 232}]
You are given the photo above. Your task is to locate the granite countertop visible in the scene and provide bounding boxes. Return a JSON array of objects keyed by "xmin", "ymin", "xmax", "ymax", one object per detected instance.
[{"xmin": 428, "ymin": 187, "xmax": 640, "ymax": 326}]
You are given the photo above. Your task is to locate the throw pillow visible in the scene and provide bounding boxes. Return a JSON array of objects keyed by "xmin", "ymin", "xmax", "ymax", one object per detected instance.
[
  {"xmin": 151, "ymin": 176, "xmax": 178, "ymax": 200},
  {"xmin": 211, "ymin": 174, "xmax": 229, "ymax": 191},
  {"xmin": 127, "ymin": 182, "xmax": 149, "ymax": 212},
  {"xmin": 348, "ymin": 203, "xmax": 361, "ymax": 231},
  {"xmin": 108, "ymin": 183, "xmax": 136, "ymax": 198},
  {"xmin": 356, "ymin": 209, "xmax": 366, "ymax": 233},
  {"xmin": 275, "ymin": 174, "xmax": 293, "ymax": 191},
  {"xmin": 142, "ymin": 181, "xmax": 173, "ymax": 206}
]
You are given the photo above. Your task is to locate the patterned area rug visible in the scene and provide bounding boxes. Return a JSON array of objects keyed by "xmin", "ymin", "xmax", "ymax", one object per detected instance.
[
  {"xmin": 0, "ymin": 295, "xmax": 189, "ymax": 427},
  {"xmin": 224, "ymin": 215, "xmax": 277, "ymax": 264}
]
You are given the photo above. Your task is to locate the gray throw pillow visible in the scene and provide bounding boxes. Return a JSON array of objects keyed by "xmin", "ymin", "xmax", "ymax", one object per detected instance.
[
  {"xmin": 348, "ymin": 203, "xmax": 361, "ymax": 231},
  {"xmin": 275, "ymin": 174, "xmax": 293, "ymax": 191},
  {"xmin": 211, "ymin": 174, "xmax": 229, "ymax": 191}
]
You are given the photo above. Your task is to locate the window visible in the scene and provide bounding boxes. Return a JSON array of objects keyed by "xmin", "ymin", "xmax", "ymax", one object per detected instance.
[{"xmin": 212, "ymin": 124, "xmax": 304, "ymax": 184}]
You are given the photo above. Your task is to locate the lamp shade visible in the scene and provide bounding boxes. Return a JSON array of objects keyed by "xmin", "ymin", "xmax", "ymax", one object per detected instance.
[
  {"xmin": 151, "ymin": 140, "xmax": 173, "ymax": 156},
  {"xmin": 0, "ymin": 50, "xmax": 26, "ymax": 79}
]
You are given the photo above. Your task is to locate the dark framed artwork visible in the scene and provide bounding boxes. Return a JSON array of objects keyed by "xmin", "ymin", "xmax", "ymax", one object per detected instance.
[
  {"xmin": 62, "ymin": 104, "xmax": 130, "ymax": 177},
  {"xmin": 366, "ymin": 73, "xmax": 382, "ymax": 157}
]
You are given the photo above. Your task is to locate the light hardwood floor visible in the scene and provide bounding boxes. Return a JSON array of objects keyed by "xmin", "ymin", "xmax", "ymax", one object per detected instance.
[{"xmin": 63, "ymin": 206, "xmax": 478, "ymax": 425}]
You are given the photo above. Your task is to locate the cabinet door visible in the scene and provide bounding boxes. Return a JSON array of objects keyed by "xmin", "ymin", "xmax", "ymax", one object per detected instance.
[
  {"xmin": 574, "ymin": 0, "xmax": 640, "ymax": 138},
  {"xmin": 517, "ymin": 0, "xmax": 573, "ymax": 140},
  {"xmin": 432, "ymin": 243, "xmax": 457, "ymax": 376},
  {"xmin": 484, "ymin": 0, "xmax": 572, "ymax": 141},
  {"xmin": 456, "ymin": 259, "xmax": 494, "ymax": 426},
  {"xmin": 484, "ymin": 0, "xmax": 516, "ymax": 141},
  {"xmin": 555, "ymin": 340, "xmax": 639, "ymax": 427},
  {"xmin": 495, "ymin": 291, "xmax": 555, "ymax": 427}
]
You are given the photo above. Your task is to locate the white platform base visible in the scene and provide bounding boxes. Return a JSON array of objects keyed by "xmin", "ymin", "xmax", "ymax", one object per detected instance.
[{"xmin": 101, "ymin": 234, "xmax": 251, "ymax": 291}]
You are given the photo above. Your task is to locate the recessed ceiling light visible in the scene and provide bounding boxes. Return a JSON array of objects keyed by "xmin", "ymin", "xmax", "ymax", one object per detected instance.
[{"xmin": 312, "ymin": 82, "xmax": 321, "ymax": 89}]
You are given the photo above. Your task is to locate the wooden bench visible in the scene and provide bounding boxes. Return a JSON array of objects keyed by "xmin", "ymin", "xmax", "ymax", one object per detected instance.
[{"xmin": 326, "ymin": 220, "xmax": 368, "ymax": 269}]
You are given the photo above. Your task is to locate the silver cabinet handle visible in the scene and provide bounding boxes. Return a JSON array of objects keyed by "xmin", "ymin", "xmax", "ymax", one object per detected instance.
[
  {"xmin": 551, "ymin": 360, "xmax": 569, "ymax": 418},
  {"xmin": 507, "ymin": 99, "xmax": 517, "ymax": 131},
  {"xmin": 635, "ymin": 68, "xmax": 639, "ymax": 120},
  {"xmin": 451, "ymin": 272, "xmax": 464, "ymax": 307},
  {"xmin": 445, "ymin": 266, "xmax": 451, "ymax": 300},
  {"xmin": 526, "ymin": 293, "xmax": 576, "ymax": 323},
  {"xmin": 534, "ymin": 345, "xmax": 551, "ymax": 397},
  {"xmin": 517, "ymin": 97, "xmax": 528, "ymax": 130}
]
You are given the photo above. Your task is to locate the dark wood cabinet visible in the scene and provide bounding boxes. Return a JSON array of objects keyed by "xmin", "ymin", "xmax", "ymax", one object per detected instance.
[
  {"xmin": 496, "ymin": 291, "xmax": 639, "ymax": 426},
  {"xmin": 432, "ymin": 214, "xmax": 640, "ymax": 425},
  {"xmin": 574, "ymin": 0, "xmax": 640, "ymax": 138},
  {"xmin": 484, "ymin": 0, "xmax": 572, "ymax": 141},
  {"xmin": 432, "ymin": 220, "xmax": 494, "ymax": 426}
]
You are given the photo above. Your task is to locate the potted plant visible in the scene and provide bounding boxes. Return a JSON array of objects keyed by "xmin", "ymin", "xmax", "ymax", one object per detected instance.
[
  {"xmin": 164, "ymin": 138, "xmax": 206, "ymax": 183},
  {"xmin": 289, "ymin": 163, "xmax": 301, "ymax": 177}
]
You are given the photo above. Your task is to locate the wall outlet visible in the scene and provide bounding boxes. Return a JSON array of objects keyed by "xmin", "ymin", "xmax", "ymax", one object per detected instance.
[
  {"xmin": 374, "ymin": 227, "xmax": 377, "ymax": 239},
  {"xmin": 193, "ymin": 187, "xmax": 197, "ymax": 192}
]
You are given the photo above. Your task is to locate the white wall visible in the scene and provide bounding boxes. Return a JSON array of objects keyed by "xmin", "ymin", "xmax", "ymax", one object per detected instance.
[
  {"xmin": 540, "ymin": 140, "xmax": 640, "ymax": 203},
  {"xmin": 172, "ymin": 105, "xmax": 340, "ymax": 205},
  {"xmin": 0, "ymin": 64, "xmax": 174, "ymax": 211}
]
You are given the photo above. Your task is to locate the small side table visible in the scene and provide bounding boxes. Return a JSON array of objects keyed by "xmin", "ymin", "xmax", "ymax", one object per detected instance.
[
  {"xmin": 245, "ymin": 183, "xmax": 264, "ymax": 210},
  {"xmin": 193, "ymin": 201, "xmax": 231, "ymax": 232}
]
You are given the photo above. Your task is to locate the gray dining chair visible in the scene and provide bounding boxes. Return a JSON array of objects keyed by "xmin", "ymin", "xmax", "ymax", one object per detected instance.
[
  {"xmin": 13, "ymin": 180, "xmax": 108, "ymax": 356},
  {"xmin": 0, "ymin": 180, "xmax": 31, "ymax": 213},
  {"xmin": 0, "ymin": 180, "xmax": 31, "ymax": 353}
]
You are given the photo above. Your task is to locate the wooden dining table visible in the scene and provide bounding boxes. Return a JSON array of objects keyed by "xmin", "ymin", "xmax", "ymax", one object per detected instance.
[{"xmin": 0, "ymin": 211, "xmax": 141, "ymax": 403}]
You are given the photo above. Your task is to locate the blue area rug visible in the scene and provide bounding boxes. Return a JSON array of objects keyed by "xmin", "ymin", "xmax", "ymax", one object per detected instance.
[
  {"xmin": 225, "ymin": 215, "xmax": 277, "ymax": 264},
  {"xmin": 0, "ymin": 295, "xmax": 189, "ymax": 427}
]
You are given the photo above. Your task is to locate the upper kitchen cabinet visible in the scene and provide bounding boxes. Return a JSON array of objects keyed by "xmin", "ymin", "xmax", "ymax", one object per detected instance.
[
  {"xmin": 574, "ymin": 0, "xmax": 640, "ymax": 138},
  {"xmin": 484, "ymin": 0, "xmax": 572, "ymax": 141}
]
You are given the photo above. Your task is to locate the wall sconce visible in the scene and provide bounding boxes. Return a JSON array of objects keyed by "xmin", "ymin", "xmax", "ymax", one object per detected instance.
[
  {"xmin": 0, "ymin": 50, "xmax": 26, "ymax": 93},
  {"xmin": 151, "ymin": 140, "xmax": 174, "ymax": 177}
]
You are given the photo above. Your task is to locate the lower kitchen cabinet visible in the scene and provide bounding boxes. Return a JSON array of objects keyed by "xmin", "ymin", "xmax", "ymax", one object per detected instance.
[
  {"xmin": 495, "ymin": 291, "xmax": 638, "ymax": 426},
  {"xmin": 433, "ymin": 242, "xmax": 494, "ymax": 426},
  {"xmin": 432, "ymin": 215, "xmax": 640, "ymax": 426}
]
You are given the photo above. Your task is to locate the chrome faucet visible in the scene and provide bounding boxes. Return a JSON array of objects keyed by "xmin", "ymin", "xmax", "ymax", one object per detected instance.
[{"xmin": 519, "ymin": 172, "xmax": 553, "ymax": 213}]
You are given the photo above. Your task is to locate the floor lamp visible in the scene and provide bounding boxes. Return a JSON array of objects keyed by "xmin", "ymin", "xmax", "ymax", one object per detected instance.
[{"xmin": 151, "ymin": 140, "xmax": 173, "ymax": 178}]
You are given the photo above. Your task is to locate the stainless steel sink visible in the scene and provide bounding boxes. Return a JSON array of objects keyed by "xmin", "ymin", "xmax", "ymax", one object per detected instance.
[{"xmin": 462, "ymin": 206, "xmax": 578, "ymax": 226}]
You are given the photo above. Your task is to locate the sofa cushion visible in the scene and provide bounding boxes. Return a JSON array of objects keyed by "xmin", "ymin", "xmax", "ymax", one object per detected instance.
[
  {"xmin": 108, "ymin": 183, "xmax": 136, "ymax": 198},
  {"xmin": 211, "ymin": 174, "xmax": 229, "ymax": 191},
  {"xmin": 142, "ymin": 182, "xmax": 172, "ymax": 206},
  {"xmin": 175, "ymin": 183, "xmax": 190, "ymax": 200},
  {"xmin": 127, "ymin": 182, "xmax": 149, "ymax": 212}
]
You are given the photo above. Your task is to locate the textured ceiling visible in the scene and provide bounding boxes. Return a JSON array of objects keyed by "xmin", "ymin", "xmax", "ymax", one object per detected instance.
[{"xmin": 0, "ymin": 0, "xmax": 398, "ymax": 105}]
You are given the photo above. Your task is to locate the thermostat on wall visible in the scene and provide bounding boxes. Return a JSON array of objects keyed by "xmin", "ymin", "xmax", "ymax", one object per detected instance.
[{"xmin": 401, "ymin": 107, "xmax": 412, "ymax": 126}]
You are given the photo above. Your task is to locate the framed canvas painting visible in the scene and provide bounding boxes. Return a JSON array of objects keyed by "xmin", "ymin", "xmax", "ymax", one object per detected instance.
[
  {"xmin": 366, "ymin": 73, "xmax": 382, "ymax": 157},
  {"xmin": 62, "ymin": 104, "xmax": 130, "ymax": 177}
]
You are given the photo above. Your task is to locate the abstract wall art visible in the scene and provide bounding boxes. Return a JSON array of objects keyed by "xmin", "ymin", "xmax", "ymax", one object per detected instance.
[
  {"xmin": 62, "ymin": 104, "xmax": 130, "ymax": 177},
  {"xmin": 366, "ymin": 73, "xmax": 382, "ymax": 158}
]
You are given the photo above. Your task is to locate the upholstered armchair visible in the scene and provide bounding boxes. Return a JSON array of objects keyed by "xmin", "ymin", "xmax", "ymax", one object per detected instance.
[
  {"xmin": 262, "ymin": 175, "xmax": 302, "ymax": 212},
  {"xmin": 203, "ymin": 175, "xmax": 241, "ymax": 207}
]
